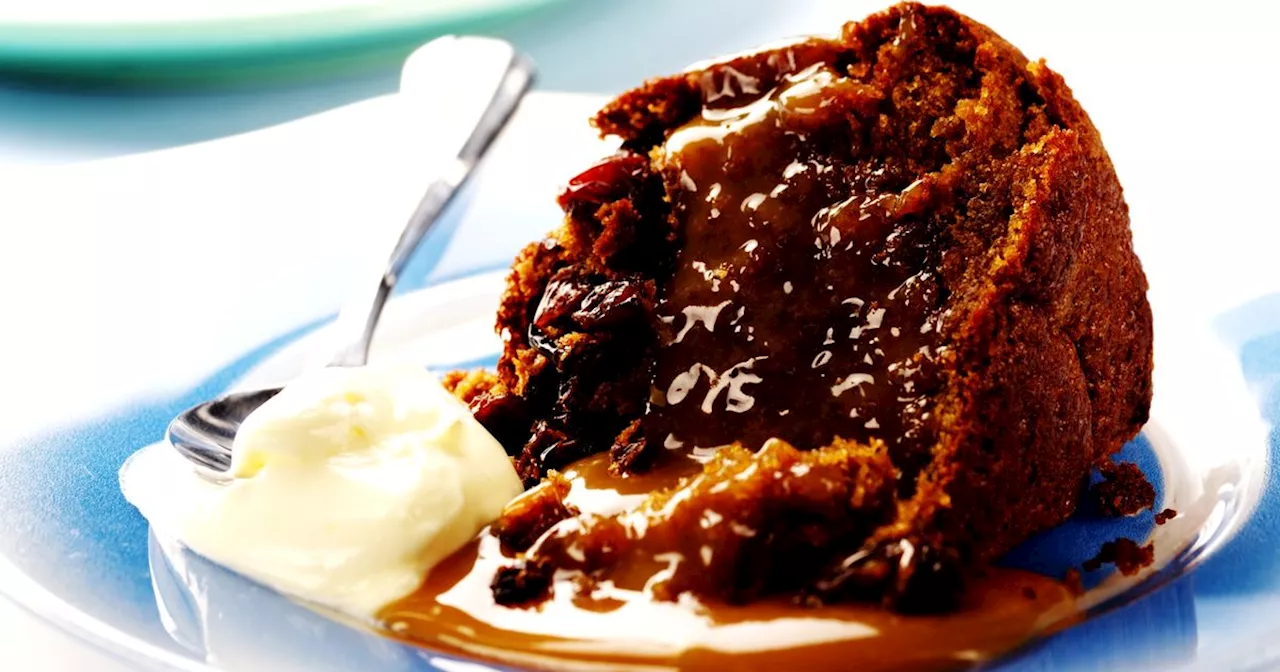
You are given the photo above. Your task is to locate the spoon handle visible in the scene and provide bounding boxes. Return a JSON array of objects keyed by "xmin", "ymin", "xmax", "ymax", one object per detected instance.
[{"xmin": 326, "ymin": 37, "xmax": 535, "ymax": 368}]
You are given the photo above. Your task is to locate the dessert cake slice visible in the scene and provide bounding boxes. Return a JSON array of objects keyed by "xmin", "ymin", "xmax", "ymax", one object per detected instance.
[{"xmin": 448, "ymin": 1, "xmax": 1152, "ymax": 611}]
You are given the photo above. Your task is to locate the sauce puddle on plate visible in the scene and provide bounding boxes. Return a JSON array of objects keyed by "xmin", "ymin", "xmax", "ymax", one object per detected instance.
[{"xmin": 380, "ymin": 454, "xmax": 1078, "ymax": 671}]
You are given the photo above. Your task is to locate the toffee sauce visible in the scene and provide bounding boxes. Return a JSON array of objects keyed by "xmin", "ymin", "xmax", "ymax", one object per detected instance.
[{"xmin": 380, "ymin": 455, "xmax": 1077, "ymax": 672}]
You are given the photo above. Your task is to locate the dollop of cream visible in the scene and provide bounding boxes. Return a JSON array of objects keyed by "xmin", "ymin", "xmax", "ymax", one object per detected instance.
[{"xmin": 120, "ymin": 365, "xmax": 522, "ymax": 617}]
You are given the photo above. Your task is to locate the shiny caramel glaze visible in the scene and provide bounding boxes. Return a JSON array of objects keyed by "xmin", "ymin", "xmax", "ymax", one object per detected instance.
[
  {"xmin": 647, "ymin": 62, "xmax": 947, "ymax": 484},
  {"xmin": 381, "ymin": 452, "xmax": 1078, "ymax": 672}
]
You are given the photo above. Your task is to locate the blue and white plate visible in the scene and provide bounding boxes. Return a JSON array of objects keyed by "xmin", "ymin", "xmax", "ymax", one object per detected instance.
[{"xmin": 0, "ymin": 51, "xmax": 1277, "ymax": 671}]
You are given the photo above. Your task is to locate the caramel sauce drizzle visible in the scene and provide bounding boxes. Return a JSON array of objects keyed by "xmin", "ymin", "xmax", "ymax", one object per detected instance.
[{"xmin": 381, "ymin": 454, "xmax": 1077, "ymax": 672}]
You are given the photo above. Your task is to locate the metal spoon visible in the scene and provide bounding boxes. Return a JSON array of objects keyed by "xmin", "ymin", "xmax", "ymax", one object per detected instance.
[{"xmin": 166, "ymin": 37, "xmax": 534, "ymax": 483}]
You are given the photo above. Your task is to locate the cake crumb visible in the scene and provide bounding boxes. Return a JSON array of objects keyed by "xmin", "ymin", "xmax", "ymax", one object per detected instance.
[
  {"xmin": 1083, "ymin": 538, "xmax": 1154, "ymax": 576},
  {"xmin": 1091, "ymin": 461, "xmax": 1156, "ymax": 517},
  {"xmin": 442, "ymin": 368, "xmax": 497, "ymax": 403},
  {"xmin": 1154, "ymin": 508, "xmax": 1177, "ymax": 525},
  {"xmin": 1062, "ymin": 569, "xmax": 1084, "ymax": 596}
]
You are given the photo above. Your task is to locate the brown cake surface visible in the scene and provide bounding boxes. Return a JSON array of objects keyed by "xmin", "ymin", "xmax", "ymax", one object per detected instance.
[{"xmin": 453, "ymin": 2, "xmax": 1153, "ymax": 611}]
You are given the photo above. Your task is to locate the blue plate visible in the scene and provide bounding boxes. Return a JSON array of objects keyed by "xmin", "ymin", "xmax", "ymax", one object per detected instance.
[{"xmin": 0, "ymin": 53, "xmax": 1276, "ymax": 671}]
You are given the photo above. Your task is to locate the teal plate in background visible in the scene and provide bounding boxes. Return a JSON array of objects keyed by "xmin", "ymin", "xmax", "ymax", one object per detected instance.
[{"xmin": 0, "ymin": 0, "xmax": 567, "ymax": 84}]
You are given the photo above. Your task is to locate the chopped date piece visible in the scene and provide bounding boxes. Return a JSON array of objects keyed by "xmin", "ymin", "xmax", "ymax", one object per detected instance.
[
  {"xmin": 608, "ymin": 419, "xmax": 650, "ymax": 475},
  {"xmin": 571, "ymin": 280, "xmax": 647, "ymax": 331},
  {"xmin": 812, "ymin": 538, "xmax": 963, "ymax": 613},
  {"xmin": 469, "ymin": 390, "xmax": 533, "ymax": 457},
  {"xmin": 884, "ymin": 540, "xmax": 964, "ymax": 613},
  {"xmin": 532, "ymin": 271, "xmax": 591, "ymax": 330},
  {"xmin": 491, "ymin": 558, "xmax": 554, "ymax": 606},
  {"xmin": 557, "ymin": 151, "xmax": 651, "ymax": 210}
]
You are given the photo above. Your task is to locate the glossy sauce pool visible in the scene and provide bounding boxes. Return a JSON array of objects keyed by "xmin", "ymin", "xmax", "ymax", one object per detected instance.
[{"xmin": 379, "ymin": 454, "xmax": 1078, "ymax": 672}]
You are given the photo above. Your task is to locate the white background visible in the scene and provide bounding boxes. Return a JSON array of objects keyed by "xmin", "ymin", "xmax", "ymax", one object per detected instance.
[{"xmin": 0, "ymin": 0, "xmax": 1278, "ymax": 669}]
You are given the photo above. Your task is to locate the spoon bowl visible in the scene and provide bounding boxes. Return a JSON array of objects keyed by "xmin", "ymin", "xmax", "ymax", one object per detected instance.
[{"xmin": 167, "ymin": 388, "xmax": 280, "ymax": 483}]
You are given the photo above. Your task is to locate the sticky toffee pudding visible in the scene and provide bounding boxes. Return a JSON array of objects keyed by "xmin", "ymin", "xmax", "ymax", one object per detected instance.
[{"xmin": 425, "ymin": 2, "xmax": 1153, "ymax": 668}]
